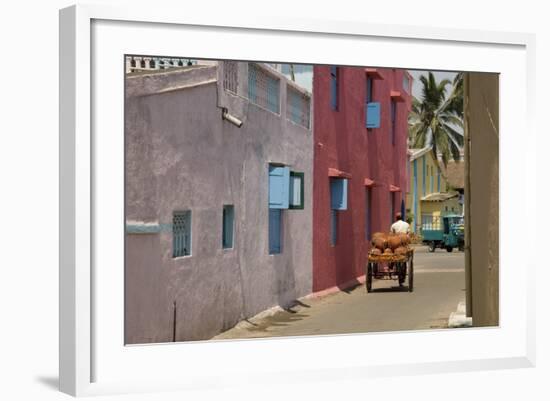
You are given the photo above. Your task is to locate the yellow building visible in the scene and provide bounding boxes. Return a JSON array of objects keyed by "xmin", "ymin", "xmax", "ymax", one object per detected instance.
[{"xmin": 406, "ymin": 148, "xmax": 461, "ymax": 233}]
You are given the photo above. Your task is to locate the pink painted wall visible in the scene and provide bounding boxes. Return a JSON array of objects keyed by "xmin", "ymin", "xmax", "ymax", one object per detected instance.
[{"xmin": 312, "ymin": 66, "xmax": 411, "ymax": 292}]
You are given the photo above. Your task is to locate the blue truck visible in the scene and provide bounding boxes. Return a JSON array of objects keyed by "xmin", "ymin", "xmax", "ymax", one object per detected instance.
[{"xmin": 421, "ymin": 214, "xmax": 465, "ymax": 253}]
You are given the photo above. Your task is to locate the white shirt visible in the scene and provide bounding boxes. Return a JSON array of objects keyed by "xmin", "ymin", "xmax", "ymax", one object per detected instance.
[{"xmin": 391, "ymin": 220, "xmax": 410, "ymax": 234}]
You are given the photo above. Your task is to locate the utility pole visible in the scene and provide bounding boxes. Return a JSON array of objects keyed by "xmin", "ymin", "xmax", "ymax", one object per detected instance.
[{"xmin": 465, "ymin": 72, "xmax": 500, "ymax": 327}]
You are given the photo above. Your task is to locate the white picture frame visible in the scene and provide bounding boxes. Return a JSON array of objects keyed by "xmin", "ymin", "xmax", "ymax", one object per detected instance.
[{"xmin": 59, "ymin": 4, "xmax": 536, "ymax": 397}]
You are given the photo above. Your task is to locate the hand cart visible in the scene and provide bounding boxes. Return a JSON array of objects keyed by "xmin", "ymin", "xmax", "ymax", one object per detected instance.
[{"xmin": 366, "ymin": 248, "xmax": 414, "ymax": 293}]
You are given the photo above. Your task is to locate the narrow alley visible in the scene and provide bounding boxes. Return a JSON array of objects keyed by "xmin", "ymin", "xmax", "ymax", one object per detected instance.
[{"xmin": 213, "ymin": 246, "xmax": 465, "ymax": 340}]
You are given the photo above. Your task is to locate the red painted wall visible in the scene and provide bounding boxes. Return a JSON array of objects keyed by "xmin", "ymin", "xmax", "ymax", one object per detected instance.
[{"xmin": 312, "ymin": 66, "xmax": 412, "ymax": 292}]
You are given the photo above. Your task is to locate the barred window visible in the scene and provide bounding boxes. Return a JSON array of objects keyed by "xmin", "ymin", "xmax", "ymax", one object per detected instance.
[
  {"xmin": 222, "ymin": 205, "xmax": 235, "ymax": 249},
  {"xmin": 173, "ymin": 211, "xmax": 191, "ymax": 257},
  {"xmin": 248, "ymin": 63, "xmax": 280, "ymax": 114},
  {"xmin": 223, "ymin": 61, "xmax": 238, "ymax": 94},
  {"xmin": 287, "ymin": 86, "xmax": 310, "ymax": 128}
]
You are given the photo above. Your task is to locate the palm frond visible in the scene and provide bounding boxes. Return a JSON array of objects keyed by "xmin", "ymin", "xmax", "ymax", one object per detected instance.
[
  {"xmin": 440, "ymin": 113, "xmax": 463, "ymax": 128},
  {"xmin": 443, "ymin": 123, "xmax": 465, "ymax": 148}
]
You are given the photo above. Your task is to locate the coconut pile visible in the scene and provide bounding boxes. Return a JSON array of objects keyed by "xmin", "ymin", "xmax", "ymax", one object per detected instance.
[{"xmin": 369, "ymin": 232, "xmax": 411, "ymax": 257}]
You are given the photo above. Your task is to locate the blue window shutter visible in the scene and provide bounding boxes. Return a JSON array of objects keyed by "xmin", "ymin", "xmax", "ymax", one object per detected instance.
[
  {"xmin": 330, "ymin": 66, "xmax": 338, "ymax": 110},
  {"xmin": 269, "ymin": 209, "xmax": 281, "ymax": 254},
  {"xmin": 330, "ymin": 209, "xmax": 338, "ymax": 246},
  {"xmin": 330, "ymin": 178, "xmax": 348, "ymax": 210},
  {"xmin": 366, "ymin": 102, "xmax": 381, "ymax": 128},
  {"xmin": 269, "ymin": 165, "xmax": 290, "ymax": 209}
]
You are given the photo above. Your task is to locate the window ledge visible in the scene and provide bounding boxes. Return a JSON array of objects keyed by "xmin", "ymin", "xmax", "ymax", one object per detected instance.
[
  {"xmin": 390, "ymin": 90, "xmax": 406, "ymax": 102},
  {"xmin": 328, "ymin": 167, "xmax": 352, "ymax": 178},
  {"xmin": 365, "ymin": 68, "xmax": 383, "ymax": 80}
]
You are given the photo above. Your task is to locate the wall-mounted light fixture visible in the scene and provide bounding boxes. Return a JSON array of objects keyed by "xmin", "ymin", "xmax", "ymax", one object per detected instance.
[{"xmin": 222, "ymin": 108, "xmax": 243, "ymax": 128}]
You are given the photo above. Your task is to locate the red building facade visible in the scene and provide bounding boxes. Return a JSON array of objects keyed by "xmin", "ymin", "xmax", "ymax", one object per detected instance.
[{"xmin": 313, "ymin": 66, "xmax": 412, "ymax": 292}]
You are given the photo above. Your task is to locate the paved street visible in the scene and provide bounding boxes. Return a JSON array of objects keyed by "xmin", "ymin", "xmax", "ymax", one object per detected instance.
[{"xmin": 213, "ymin": 245, "xmax": 466, "ymax": 340}]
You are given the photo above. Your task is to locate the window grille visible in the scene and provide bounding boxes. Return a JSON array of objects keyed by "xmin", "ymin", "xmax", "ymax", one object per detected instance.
[
  {"xmin": 223, "ymin": 61, "xmax": 239, "ymax": 94},
  {"xmin": 287, "ymin": 86, "xmax": 310, "ymax": 128},
  {"xmin": 173, "ymin": 211, "xmax": 191, "ymax": 257},
  {"xmin": 140, "ymin": 59, "xmax": 146, "ymax": 68},
  {"xmin": 248, "ymin": 63, "xmax": 280, "ymax": 113},
  {"xmin": 130, "ymin": 58, "xmax": 136, "ymax": 68}
]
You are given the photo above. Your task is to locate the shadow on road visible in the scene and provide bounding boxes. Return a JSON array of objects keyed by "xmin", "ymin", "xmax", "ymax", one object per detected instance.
[
  {"xmin": 339, "ymin": 279, "xmax": 363, "ymax": 294},
  {"xmin": 369, "ymin": 285, "xmax": 411, "ymax": 293},
  {"xmin": 245, "ymin": 312, "xmax": 309, "ymax": 333}
]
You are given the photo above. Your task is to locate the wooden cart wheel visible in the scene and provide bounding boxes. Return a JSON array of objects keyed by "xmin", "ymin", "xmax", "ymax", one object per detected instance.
[
  {"xmin": 366, "ymin": 262, "xmax": 373, "ymax": 293},
  {"xmin": 408, "ymin": 258, "xmax": 414, "ymax": 292}
]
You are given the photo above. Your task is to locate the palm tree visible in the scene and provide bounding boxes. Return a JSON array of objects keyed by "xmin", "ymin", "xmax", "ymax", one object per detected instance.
[
  {"xmin": 408, "ymin": 72, "xmax": 464, "ymax": 167},
  {"xmin": 447, "ymin": 73, "xmax": 464, "ymax": 119}
]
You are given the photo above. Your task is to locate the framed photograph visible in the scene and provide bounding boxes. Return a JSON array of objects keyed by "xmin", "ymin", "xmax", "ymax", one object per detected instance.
[{"xmin": 59, "ymin": 4, "xmax": 535, "ymax": 396}]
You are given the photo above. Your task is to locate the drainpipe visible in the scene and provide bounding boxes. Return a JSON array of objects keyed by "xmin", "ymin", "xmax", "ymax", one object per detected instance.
[{"xmin": 464, "ymin": 73, "xmax": 473, "ymax": 318}]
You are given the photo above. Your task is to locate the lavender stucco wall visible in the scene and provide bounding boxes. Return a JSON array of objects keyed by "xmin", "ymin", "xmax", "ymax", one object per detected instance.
[{"xmin": 125, "ymin": 64, "xmax": 313, "ymax": 344}]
